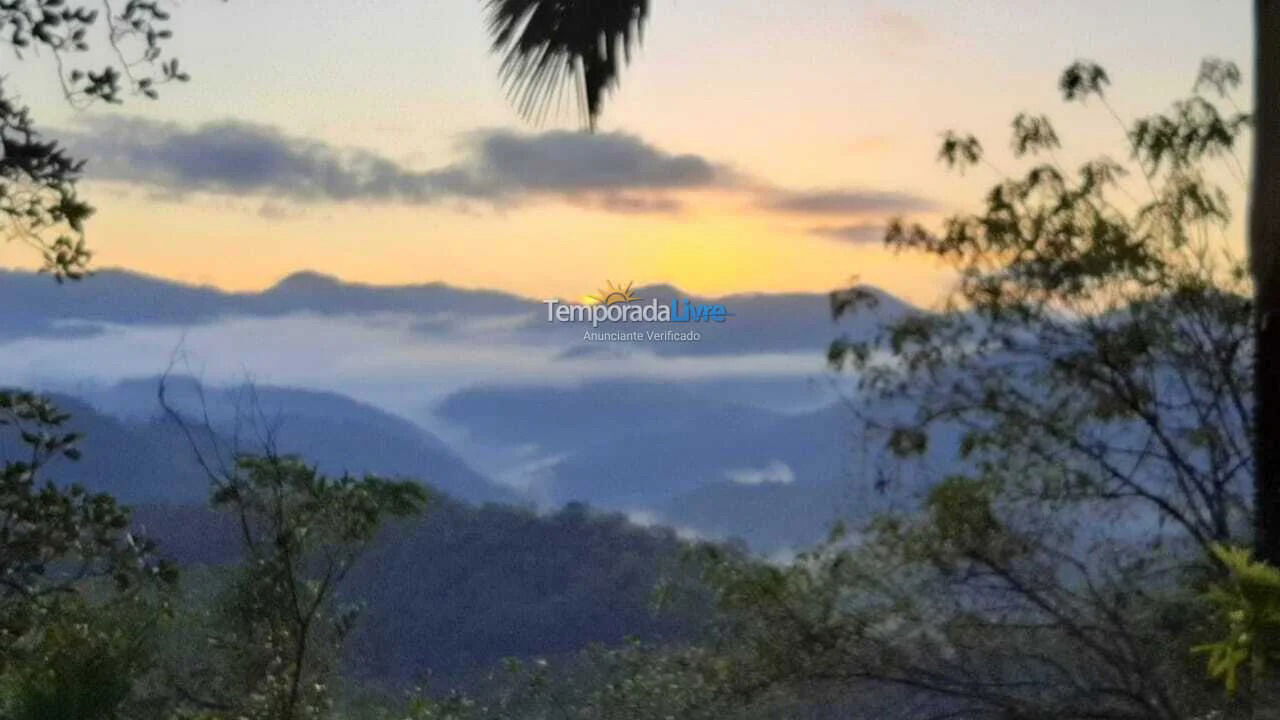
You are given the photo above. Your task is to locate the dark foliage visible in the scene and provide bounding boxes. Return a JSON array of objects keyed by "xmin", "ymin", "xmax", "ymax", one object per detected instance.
[{"xmin": 485, "ymin": 0, "xmax": 649, "ymax": 129}]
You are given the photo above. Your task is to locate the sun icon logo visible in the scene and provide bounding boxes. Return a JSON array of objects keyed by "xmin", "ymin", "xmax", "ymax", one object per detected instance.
[{"xmin": 586, "ymin": 280, "xmax": 641, "ymax": 306}]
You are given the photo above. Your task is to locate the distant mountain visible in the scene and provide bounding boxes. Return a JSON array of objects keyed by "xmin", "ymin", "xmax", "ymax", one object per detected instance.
[
  {"xmin": 658, "ymin": 477, "xmax": 865, "ymax": 552},
  {"xmin": 538, "ymin": 400, "xmax": 840, "ymax": 508},
  {"xmin": 2, "ymin": 376, "xmax": 926, "ymax": 550},
  {"xmin": 0, "ymin": 269, "xmax": 938, "ymax": 548},
  {"xmin": 437, "ymin": 381, "xmax": 763, "ymax": 453},
  {"xmin": 0, "ymin": 268, "xmax": 918, "ymax": 357},
  {"xmin": 437, "ymin": 382, "xmax": 936, "ymax": 549},
  {"xmin": 520, "ymin": 283, "xmax": 916, "ymax": 358},
  {"xmin": 607, "ymin": 285, "xmax": 916, "ymax": 356},
  {"xmin": 1, "ymin": 379, "xmax": 710, "ymax": 683},
  {"xmin": 0, "ymin": 268, "xmax": 535, "ymax": 340},
  {"xmin": 5, "ymin": 378, "xmax": 516, "ymax": 506},
  {"xmin": 130, "ymin": 497, "xmax": 709, "ymax": 686}
]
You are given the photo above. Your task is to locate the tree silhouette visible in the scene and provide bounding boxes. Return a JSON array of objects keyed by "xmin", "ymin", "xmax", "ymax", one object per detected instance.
[
  {"xmin": 1248, "ymin": 3, "xmax": 1280, "ymax": 715},
  {"xmin": 1252, "ymin": 3, "xmax": 1280, "ymax": 567},
  {"xmin": 484, "ymin": 0, "xmax": 649, "ymax": 131},
  {"xmin": 0, "ymin": 0, "xmax": 195, "ymax": 279}
]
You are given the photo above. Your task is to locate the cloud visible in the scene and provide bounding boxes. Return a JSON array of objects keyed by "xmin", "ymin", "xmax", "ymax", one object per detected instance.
[
  {"xmin": 60, "ymin": 116, "xmax": 938, "ymax": 219},
  {"xmin": 63, "ymin": 117, "xmax": 485, "ymax": 202},
  {"xmin": 865, "ymin": 7, "xmax": 935, "ymax": 58},
  {"xmin": 624, "ymin": 510, "xmax": 705, "ymax": 541},
  {"xmin": 725, "ymin": 461, "xmax": 795, "ymax": 486},
  {"xmin": 258, "ymin": 200, "xmax": 305, "ymax": 221},
  {"xmin": 762, "ymin": 189, "xmax": 938, "ymax": 215},
  {"xmin": 469, "ymin": 129, "xmax": 718, "ymax": 192},
  {"xmin": 60, "ymin": 117, "xmax": 722, "ymax": 212},
  {"xmin": 808, "ymin": 223, "xmax": 886, "ymax": 244},
  {"xmin": 868, "ymin": 8, "xmax": 932, "ymax": 44},
  {"xmin": 0, "ymin": 312, "xmax": 827, "ymax": 424},
  {"xmin": 566, "ymin": 191, "xmax": 685, "ymax": 214}
]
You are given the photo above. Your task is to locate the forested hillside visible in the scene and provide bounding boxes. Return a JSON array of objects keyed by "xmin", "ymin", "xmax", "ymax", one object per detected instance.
[{"xmin": 130, "ymin": 497, "xmax": 709, "ymax": 687}]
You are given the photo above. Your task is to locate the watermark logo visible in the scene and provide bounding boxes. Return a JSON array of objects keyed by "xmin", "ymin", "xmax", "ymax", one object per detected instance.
[
  {"xmin": 586, "ymin": 280, "xmax": 641, "ymax": 306},
  {"xmin": 545, "ymin": 281, "xmax": 734, "ymax": 343}
]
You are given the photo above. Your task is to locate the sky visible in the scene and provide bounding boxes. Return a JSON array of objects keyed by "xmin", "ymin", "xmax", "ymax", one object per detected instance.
[{"xmin": 0, "ymin": 0, "xmax": 1255, "ymax": 305}]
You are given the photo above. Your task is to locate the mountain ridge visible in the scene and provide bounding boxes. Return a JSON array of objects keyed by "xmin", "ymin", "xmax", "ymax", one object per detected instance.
[
  {"xmin": 6, "ymin": 378, "xmax": 519, "ymax": 506},
  {"xmin": 0, "ymin": 266, "xmax": 917, "ymax": 331}
]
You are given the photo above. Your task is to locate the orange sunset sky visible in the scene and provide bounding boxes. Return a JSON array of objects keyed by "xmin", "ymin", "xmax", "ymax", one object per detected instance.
[{"xmin": 0, "ymin": 0, "xmax": 1255, "ymax": 304}]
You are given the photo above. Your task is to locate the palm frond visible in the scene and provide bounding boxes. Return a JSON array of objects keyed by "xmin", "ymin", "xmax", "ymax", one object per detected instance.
[{"xmin": 485, "ymin": 0, "xmax": 649, "ymax": 131}]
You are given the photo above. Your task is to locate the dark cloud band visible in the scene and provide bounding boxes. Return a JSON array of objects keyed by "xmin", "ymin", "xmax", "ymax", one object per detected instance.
[
  {"xmin": 808, "ymin": 223, "xmax": 886, "ymax": 244},
  {"xmin": 60, "ymin": 117, "xmax": 937, "ymax": 219},
  {"xmin": 62, "ymin": 118, "xmax": 719, "ymax": 211},
  {"xmin": 762, "ymin": 189, "xmax": 937, "ymax": 214}
]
